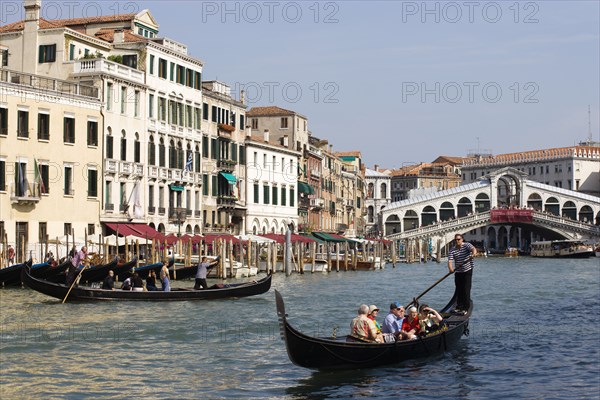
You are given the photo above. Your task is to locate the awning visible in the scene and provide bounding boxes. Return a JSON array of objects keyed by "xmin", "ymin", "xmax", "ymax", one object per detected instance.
[
  {"xmin": 220, "ymin": 172, "xmax": 237, "ymax": 184},
  {"xmin": 104, "ymin": 223, "xmax": 162, "ymax": 240},
  {"xmin": 260, "ymin": 234, "xmax": 315, "ymax": 244},
  {"xmin": 298, "ymin": 182, "xmax": 314, "ymax": 195},
  {"xmin": 170, "ymin": 184, "xmax": 184, "ymax": 191},
  {"xmin": 313, "ymin": 232, "xmax": 348, "ymax": 243},
  {"xmin": 301, "ymin": 233, "xmax": 325, "ymax": 244}
]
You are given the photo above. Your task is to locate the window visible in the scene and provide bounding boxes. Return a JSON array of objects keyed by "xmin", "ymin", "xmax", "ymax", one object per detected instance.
[
  {"xmin": 64, "ymin": 223, "xmax": 72, "ymax": 236},
  {"xmin": 263, "ymin": 184, "xmax": 270, "ymax": 205},
  {"xmin": 272, "ymin": 185, "xmax": 278, "ymax": 205},
  {"xmin": 106, "ymin": 135, "xmax": 113, "ymax": 158},
  {"xmin": 106, "ymin": 83, "xmax": 113, "ymax": 111},
  {"xmin": 203, "ymin": 174, "xmax": 209, "ymax": 195},
  {"xmin": 120, "ymin": 86, "xmax": 127, "ymax": 114},
  {"xmin": 169, "ymin": 62, "xmax": 175, "ymax": 81},
  {"xmin": 186, "ymin": 105, "xmax": 193, "ymax": 128},
  {"xmin": 38, "ymin": 44, "xmax": 56, "ymax": 63},
  {"xmin": 281, "ymin": 187, "xmax": 286, "ymax": 206},
  {"xmin": 148, "ymin": 185, "xmax": 155, "ymax": 208},
  {"xmin": 149, "ymin": 55, "xmax": 155, "ymax": 74},
  {"xmin": 231, "ymin": 143, "xmax": 237, "ymax": 162},
  {"xmin": 202, "ymin": 136, "xmax": 209, "ymax": 158},
  {"xmin": 18, "ymin": 110, "xmax": 29, "ymax": 138},
  {"xmin": 251, "ymin": 118, "xmax": 258, "ymax": 129},
  {"xmin": 211, "ymin": 106, "xmax": 217, "ymax": 123},
  {"xmin": 134, "ymin": 91, "xmax": 140, "ymax": 117},
  {"xmin": 39, "ymin": 163, "xmax": 49, "ymax": 194},
  {"xmin": 120, "ymin": 182, "xmax": 126, "ymax": 209},
  {"xmin": 254, "ymin": 183, "xmax": 259, "ymax": 203},
  {"xmin": 0, "ymin": 160, "xmax": 5, "ymax": 191},
  {"xmin": 159, "ymin": 139, "xmax": 165, "ymax": 167},
  {"xmin": 88, "ymin": 169, "xmax": 98, "ymax": 197},
  {"xmin": 158, "ymin": 58, "xmax": 167, "ymax": 78},
  {"xmin": 122, "ymin": 54, "xmax": 137, "ymax": 69},
  {"xmin": 37, "ymin": 113, "xmax": 49, "ymax": 140},
  {"xmin": 148, "ymin": 94, "xmax": 154, "ymax": 118},
  {"xmin": 239, "ymin": 145, "xmax": 245, "ymax": 165},
  {"xmin": 1, "ymin": 49, "xmax": 8, "ymax": 66},
  {"xmin": 194, "ymin": 107, "xmax": 201, "ymax": 129},
  {"xmin": 240, "ymin": 115, "xmax": 245, "ymax": 129},
  {"xmin": 134, "ymin": 138, "xmax": 141, "ymax": 163},
  {"xmin": 64, "ymin": 166, "xmax": 73, "ymax": 196},
  {"xmin": 0, "ymin": 108, "xmax": 7, "ymax": 135},
  {"xmin": 195, "ymin": 72, "xmax": 202, "ymax": 90},
  {"xmin": 69, "ymin": 44, "xmax": 75, "ymax": 61},
  {"xmin": 158, "ymin": 97, "xmax": 166, "ymax": 121},
  {"xmin": 203, "ymin": 103, "xmax": 209, "ymax": 121},
  {"xmin": 281, "ymin": 117, "xmax": 288, "ymax": 129},
  {"xmin": 120, "ymin": 137, "xmax": 127, "ymax": 161},
  {"xmin": 211, "ymin": 138, "xmax": 217, "ymax": 160},
  {"xmin": 87, "ymin": 121, "xmax": 98, "ymax": 146},
  {"xmin": 87, "ymin": 224, "xmax": 95, "ymax": 235},
  {"xmin": 290, "ymin": 187, "xmax": 295, "ymax": 207},
  {"xmin": 211, "ymin": 175, "xmax": 217, "ymax": 196},
  {"xmin": 63, "ymin": 117, "xmax": 75, "ymax": 143},
  {"xmin": 194, "ymin": 147, "xmax": 201, "ymax": 172}
]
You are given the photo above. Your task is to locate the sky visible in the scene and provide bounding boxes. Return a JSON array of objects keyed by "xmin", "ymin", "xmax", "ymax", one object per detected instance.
[{"xmin": 2, "ymin": 0, "xmax": 599, "ymax": 168}]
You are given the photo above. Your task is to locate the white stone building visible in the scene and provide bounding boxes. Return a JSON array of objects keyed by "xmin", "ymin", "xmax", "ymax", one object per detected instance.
[{"xmin": 365, "ymin": 168, "xmax": 391, "ymax": 237}]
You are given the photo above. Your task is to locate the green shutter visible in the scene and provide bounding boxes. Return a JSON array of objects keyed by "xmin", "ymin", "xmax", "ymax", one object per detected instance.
[
  {"xmin": 290, "ymin": 188, "xmax": 295, "ymax": 207},
  {"xmin": 263, "ymin": 184, "xmax": 269, "ymax": 205},
  {"xmin": 254, "ymin": 183, "xmax": 259, "ymax": 204},
  {"xmin": 211, "ymin": 175, "xmax": 217, "ymax": 196},
  {"xmin": 231, "ymin": 143, "xmax": 237, "ymax": 161},
  {"xmin": 272, "ymin": 186, "xmax": 278, "ymax": 205},
  {"xmin": 281, "ymin": 187, "xmax": 286, "ymax": 206},
  {"xmin": 203, "ymin": 174, "xmax": 208, "ymax": 195}
]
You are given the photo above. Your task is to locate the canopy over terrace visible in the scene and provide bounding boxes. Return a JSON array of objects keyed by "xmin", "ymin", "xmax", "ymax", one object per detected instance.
[
  {"xmin": 104, "ymin": 223, "xmax": 163, "ymax": 240},
  {"xmin": 312, "ymin": 232, "xmax": 348, "ymax": 243},
  {"xmin": 260, "ymin": 234, "xmax": 316, "ymax": 244},
  {"xmin": 237, "ymin": 234, "xmax": 276, "ymax": 243}
]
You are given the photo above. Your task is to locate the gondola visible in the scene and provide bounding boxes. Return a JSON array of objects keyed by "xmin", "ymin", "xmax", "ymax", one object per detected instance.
[
  {"xmin": 80, "ymin": 257, "xmax": 137, "ymax": 284},
  {"xmin": 118, "ymin": 259, "xmax": 172, "ymax": 280},
  {"xmin": 275, "ymin": 289, "xmax": 472, "ymax": 369},
  {"xmin": 0, "ymin": 259, "xmax": 32, "ymax": 286},
  {"xmin": 35, "ymin": 258, "xmax": 71, "ymax": 280},
  {"xmin": 22, "ymin": 265, "xmax": 272, "ymax": 301},
  {"xmin": 29, "ymin": 260, "xmax": 54, "ymax": 278}
]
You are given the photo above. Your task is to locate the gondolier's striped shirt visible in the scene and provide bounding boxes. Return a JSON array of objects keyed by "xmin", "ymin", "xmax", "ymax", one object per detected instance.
[{"xmin": 449, "ymin": 242, "xmax": 475, "ymax": 273}]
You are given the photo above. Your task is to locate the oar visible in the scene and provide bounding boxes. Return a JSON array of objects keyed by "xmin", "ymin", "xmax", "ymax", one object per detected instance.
[
  {"xmin": 62, "ymin": 262, "xmax": 87, "ymax": 304},
  {"xmin": 405, "ymin": 270, "xmax": 454, "ymax": 309}
]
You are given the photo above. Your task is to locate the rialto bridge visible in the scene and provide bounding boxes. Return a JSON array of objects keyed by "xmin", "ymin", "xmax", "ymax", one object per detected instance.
[{"xmin": 381, "ymin": 167, "xmax": 600, "ymax": 251}]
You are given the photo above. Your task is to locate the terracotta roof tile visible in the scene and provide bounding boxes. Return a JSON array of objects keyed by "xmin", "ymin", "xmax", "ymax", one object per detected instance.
[
  {"xmin": 246, "ymin": 106, "xmax": 296, "ymax": 117},
  {"xmin": 335, "ymin": 151, "xmax": 362, "ymax": 158},
  {"xmin": 1, "ymin": 13, "xmax": 136, "ymax": 33},
  {"xmin": 94, "ymin": 28, "xmax": 147, "ymax": 43}
]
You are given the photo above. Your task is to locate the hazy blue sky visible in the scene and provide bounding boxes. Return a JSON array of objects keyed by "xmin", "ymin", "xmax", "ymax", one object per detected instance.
[{"xmin": 2, "ymin": 0, "xmax": 599, "ymax": 168}]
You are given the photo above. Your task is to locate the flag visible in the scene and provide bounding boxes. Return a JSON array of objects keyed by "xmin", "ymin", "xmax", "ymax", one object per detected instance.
[{"xmin": 185, "ymin": 152, "xmax": 193, "ymax": 173}]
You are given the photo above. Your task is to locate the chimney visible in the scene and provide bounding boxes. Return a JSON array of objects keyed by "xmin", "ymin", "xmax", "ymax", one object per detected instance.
[
  {"xmin": 374, "ymin": 164, "xmax": 379, "ymax": 171},
  {"xmin": 263, "ymin": 129, "xmax": 269, "ymax": 143},
  {"xmin": 22, "ymin": 0, "xmax": 41, "ymax": 75},
  {"xmin": 282, "ymin": 135, "xmax": 289, "ymax": 147},
  {"xmin": 240, "ymin": 89, "xmax": 245, "ymax": 105},
  {"xmin": 245, "ymin": 126, "xmax": 251, "ymax": 138},
  {"xmin": 114, "ymin": 29, "xmax": 125, "ymax": 44}
]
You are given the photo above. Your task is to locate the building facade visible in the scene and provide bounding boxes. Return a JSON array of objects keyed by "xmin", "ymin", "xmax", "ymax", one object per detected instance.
[{"xmin": 365, "ymin": 168, "xmax": 391, "ymax": 237}]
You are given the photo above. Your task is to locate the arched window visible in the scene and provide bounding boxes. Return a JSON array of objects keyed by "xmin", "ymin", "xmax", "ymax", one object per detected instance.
[
  {"xmin": 148, "ymin": 136, "xmax": 155, "ymax": 166},
  {"xmin": 169, "ymin": 140, "xmax": 176, "ymax": 168},
  {"xmin": 380, "ymin": 183, "xmax": 387, "ymax": 198},
  {"xmin": 159, "ymin": 137, "xmax": 166, "ymax": 167},
  {"xmin": 134, "ymin": 132, "xmax": 141, "ymax": 163},
  {"xmin": 106, "ymin": 127, "xmax": 113, "ymax": 159},
  {"xmin": 120, "ymin": 129, "xmax": 127, "ymax": 161},
  {"xmin": 194, "ymin": 145, "xmax": 201, "ymax": 173}
]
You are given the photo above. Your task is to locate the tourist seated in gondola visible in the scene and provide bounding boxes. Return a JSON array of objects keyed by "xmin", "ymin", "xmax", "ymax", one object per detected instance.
[
  {"xmin": 418, "ymin": 304, "xmax": 443, "ymax": 334},
  {"xmin": 160, "ymin": 263, "xmax": 170, "ymax": 292},
  {"xmin": 131, "ymin": 272, "xmax": 144, "ymax": 292},
  {"xmin": 102, "ymin": 270, "xmax": 115, "ymax": 290},
  {"xmin": 382, "ymin": 302, "xmax": 405, "ymax": 335},
  {"xmin": 350, "ymin": 304, "xmax": 383, "ymax": 343},
  {"xmin": 121, "ymin": 276, "xmax": 133, "ymax": 290},
  {"xmin": 146, "ymin": 270, "xmax": 158, "ymax": 291},
  {"xmin": 401, "ymin": 306, "xmax": 421, "ymax": 340},
  {"xmin": 367, "ymin": 305, "xmax": 382, "ymax": 333}
]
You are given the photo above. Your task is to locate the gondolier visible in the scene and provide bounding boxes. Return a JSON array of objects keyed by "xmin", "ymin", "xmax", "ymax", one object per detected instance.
[
  {"xmin": 66, "ymin": 246, "xmax": 87, "ymax": 286},
  {"xmin": 448, "ymin": 234, "xmax": 477, "ymax": 315}
]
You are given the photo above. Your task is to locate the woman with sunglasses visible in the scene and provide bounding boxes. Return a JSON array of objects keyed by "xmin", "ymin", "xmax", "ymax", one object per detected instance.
[{"xmin": 448, "ymin": 234, "xmax": 477, "ymax": 315}]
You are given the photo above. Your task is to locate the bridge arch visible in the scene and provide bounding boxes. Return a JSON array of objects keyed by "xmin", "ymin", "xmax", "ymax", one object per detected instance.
[
  {"xmin": 421, "ymin": 206, "xmax": 437, "ymax": 226},
  {"xmin": 545, "ymin": 197, "xmax": 560, "ymax": 216},
  {"xmin": 403, "ymin": 210, "xmax": 419, "ymax": 230},
  {"xmin": 385, "ymin": 214, "xmax": 401, "ymax": 235},
  {"xmin": 527, "ymin": 193, "xmax": 543, "ymax": 210},
  {"xmin": 475, "ymin": 193, "xmax": 490, "ymax": 213},
  {"xmin": 440, "ymin": 201, "xmax": 455, "ymax": 221},
  {"xmin": 562, "ymin": 201, "xmax": 577, "ymax": 220},
  {"xmin": 496, "ymin": 174, "xmax": 522, "ymax": 207},
  {"xmin": 579, "ymin": 205, "xmax": 593, "ymax": 223},
  {"xmin": 457, "ymin": 197, "xmax": 473, "ymax": 217}
]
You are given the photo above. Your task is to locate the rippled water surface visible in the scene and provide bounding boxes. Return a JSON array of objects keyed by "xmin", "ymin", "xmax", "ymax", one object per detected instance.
[{"xmin": 1, "ymin": 257, "xmax": 599, "ymax": 399}]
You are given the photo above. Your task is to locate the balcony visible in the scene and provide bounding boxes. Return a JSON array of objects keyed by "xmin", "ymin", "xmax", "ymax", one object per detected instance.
[
  {"xmin": 148, "ymin": 206, "xmax": 155, "ymax": 214},
  {"xmin": 132, "ymin": 163, "xmax": 144, "ymax": 176},
  {"xmin": 73, "ymin": 59, "xmax": 145, "ymax": 84},
  {"xmin": 217, "ymin": 195, "xmax": 237, "ymax": 208},
  {"xmin": 10, "ymin": 182, "xmax": 41, "ymax": 205},
  {"xmin": 169, "ymin": 169, "xmax": 182, "ymax": 181},
  {"xmin": 310, "ymin": 198, "xmax": 325, "ymax": 209},
  {"xmin": 1, "ymin": 69, "xmax": 99, "ymax": 99},
  {"xmin": 217, "ymin": 159, "xmax": 237, "ymax": 171},
  {"xmin": 120, "ymin": 161, "xmax": 133, "ymax": 176},
  {"xmin": 181, "ymin": 170, "xmax": 195, "ymax": 183},
  {"xmin": 159, "ymin": 168, "xmax": 168, "ymax": 180},
  {"xmin": 310, "ymin": 169, "xmax": 321, "ymax": 178},
  {"xmin": 105, "ymin": 159, "xmax": 118, "ymax": 174},
  {"xmin": 345, "ymin": 199, "xmax": 355, "ymax": 208},
  {"xmin": 148, "ymin": 166, "xmax": 159, "ymax": 179}
]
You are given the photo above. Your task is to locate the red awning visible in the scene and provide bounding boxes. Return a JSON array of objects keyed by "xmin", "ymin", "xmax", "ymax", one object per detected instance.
[
  {"xmin": 104, "ymin": 223, "xmax": 162, "ymax": 239},
  {"xmin": 260, "ymin": 234, "xmax": 315, "ymax": 244},
  {"xmin": 202, "ymin": 234, "xmax": 242, "ymax": 244}
]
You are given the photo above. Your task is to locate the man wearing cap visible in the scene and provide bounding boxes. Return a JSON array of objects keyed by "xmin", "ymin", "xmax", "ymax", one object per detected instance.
[
  {"xmin": 382, "ymin": 302, "xmax": 406, "ymax": 337},
  {"xmin": 448, "ymin": 233, "xmax": 477, "ymax": 315}
]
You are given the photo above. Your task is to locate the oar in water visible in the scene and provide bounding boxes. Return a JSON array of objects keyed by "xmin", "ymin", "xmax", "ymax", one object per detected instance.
[
  {"xmin": 405, "ymin": 270, "xmax": 454, "ymax": 309},
  {"xmin": 62, "ymin": 263, "xmax": 87, "ymax": 304}
]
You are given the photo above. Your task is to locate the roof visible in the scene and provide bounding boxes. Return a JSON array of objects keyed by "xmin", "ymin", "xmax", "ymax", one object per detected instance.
[
  {"xmin": 94, "ymin": 28, "xmax": 147, "ymax": 43},
  {"xmin": 246, "ymin": 106, "xmax": 298, "ymax": 117},
  {"xmin": 245, "ymin": 133, "xmax": 299, "ymax": 153},
  {"xmin": 365, "ymin": 168, "xmax": 391, "ymax": 178},
  {"xmin": 432, "ymin": 156, "xmax": 467, "ymax": 165},
  {"xmin": 462, "ymin": 146, "xmax": 600, "ymax": 167},
  {"xmin": 335, "ymin": 151, "xmax": 362, "ymax": 158},
  {"xmin": 0, "ymin": 14, "xmax": 137, "ymax": 33}
]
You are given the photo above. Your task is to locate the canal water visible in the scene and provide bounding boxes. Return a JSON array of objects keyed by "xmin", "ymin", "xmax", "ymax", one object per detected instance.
[{"xmin": 1, "ymin": 256, "xmax": 599, "ymax": 399}]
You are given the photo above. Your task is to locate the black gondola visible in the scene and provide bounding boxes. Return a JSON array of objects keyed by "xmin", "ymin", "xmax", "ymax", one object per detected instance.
[
  {"xmin": 80, "ymin": 257, "xmax": 137, "ymax": 284},
  {"xmin": 118, "ymin": 259, "xmax": 172, "ymax": 280},
  {"xmin": 35, "ymin": 258, "xmax": 71, "ymax": 280},
  {"xmin": 22, "ymin": 265, "xmax": 272, "ymax": 301},
  {"xmin": 0, "ymin": 259, "xmax": 32, "ymax": 286},
  {"xmin": 275, "ymin": 289, "xmax": 472, "ymax": 369}
]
